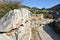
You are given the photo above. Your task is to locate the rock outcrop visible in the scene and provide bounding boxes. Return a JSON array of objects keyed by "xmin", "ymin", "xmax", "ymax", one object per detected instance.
[
  {"xmin": 0, "ymin": 8, "xmax": 53, "ymax": 40},
  {"xmin": 0, "ymin": 8, "xmax": 31, "ymax": 40}
]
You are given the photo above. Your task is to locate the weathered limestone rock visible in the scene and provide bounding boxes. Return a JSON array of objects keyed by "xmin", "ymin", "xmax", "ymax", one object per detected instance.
[
  {"xmin": 0, "ymin": 9, "xmax": 22, "ymax": 32},
  {"xmin": 0, "ymin": 8, "xmax": 53, "ymax": 40},
  {"xmin": 0, "ymin": 8, "xmax": 31, "ymax": 40},
  {"xmin": 17, "ymin": 8, "xmax": 31, "ymax": 40},
  {"xmin": 0, "ymin": 33, "xmax": 15, "ymax": 40}
]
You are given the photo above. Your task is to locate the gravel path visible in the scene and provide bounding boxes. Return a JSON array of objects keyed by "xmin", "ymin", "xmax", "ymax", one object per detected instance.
[{"xmin": 38, "ymin": 25, "xmax": 60, "ymax": 40}]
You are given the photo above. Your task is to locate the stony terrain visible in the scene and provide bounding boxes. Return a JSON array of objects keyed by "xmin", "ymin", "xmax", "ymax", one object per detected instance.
[
  {"xmin": 0, "ymin": 8, "xmax": 31, "ymax": 40},
  {"xmin": 0, "ymin": 8, "xmax": 60, "ymax": 40}
]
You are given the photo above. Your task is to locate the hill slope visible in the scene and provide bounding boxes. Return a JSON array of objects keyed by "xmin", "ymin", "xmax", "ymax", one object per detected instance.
[{"xmin": 49, "ymin": 4, "xmax": 60, "ymax": 11}]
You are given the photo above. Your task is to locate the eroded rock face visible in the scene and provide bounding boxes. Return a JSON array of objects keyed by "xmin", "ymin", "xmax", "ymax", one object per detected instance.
[
  {"xmin": 0, "ymin": 9, "xmax": 21, "ymax": 32},
  {"xmin": 0, "ymin": 8, "xmax": 31, "ymax": 40},
  {"xmin": 0, "ymin": 8, "xmax": 53, "ymax": 40}
]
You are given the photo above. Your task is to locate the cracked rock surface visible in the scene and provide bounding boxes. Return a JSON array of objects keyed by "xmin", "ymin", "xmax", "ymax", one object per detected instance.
[
  {"xmin": 0, "ymin": 8, "xmax": 31, "ymax": 40},
  {"xmin": 0, "ymin": 8, "xmax": 54, "ymax": 40}
]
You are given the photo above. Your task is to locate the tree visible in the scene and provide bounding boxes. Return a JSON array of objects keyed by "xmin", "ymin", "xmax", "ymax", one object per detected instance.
[{"xmin": 42, "ymin": 8, "xmax": 45, "ymax": 10}]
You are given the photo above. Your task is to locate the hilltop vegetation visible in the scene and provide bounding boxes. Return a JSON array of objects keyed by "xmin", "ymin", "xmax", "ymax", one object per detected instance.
[
  {"xmin": 0, "ymin": 1, "xmax": 20, "ymax": 18},
  {"xmin": 49, "ymin": 4, "xmax": 60, "ymax": 11},
  {"xmin": 0, "ymin": 0, "xmax": 60, "ymax": 19}
]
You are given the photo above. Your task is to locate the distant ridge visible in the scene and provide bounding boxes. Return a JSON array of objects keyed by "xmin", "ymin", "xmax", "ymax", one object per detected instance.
[{"xmin": 49, "ymin": 4, "xmax": 60, "ymax": 11}]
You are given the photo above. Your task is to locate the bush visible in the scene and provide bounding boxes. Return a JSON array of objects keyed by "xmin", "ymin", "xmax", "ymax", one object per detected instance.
[
  {"xmin": 44, "ymin": 14, "xmax": 53, "ymax": 19},
  {"xmin": 0, "ymin": 2, "xmax": 20, "ymax": 18},
  {"xmin": 35, "ymin": 11, "xmax": 46, "ymax": 14},
  {"xmin": 35, "ymin": 11, "xmax": 41, "ymax": 14}
]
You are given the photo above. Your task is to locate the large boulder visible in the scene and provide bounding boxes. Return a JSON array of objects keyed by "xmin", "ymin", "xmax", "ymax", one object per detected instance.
[
  {"xmin": 0, "ymin": 8, "xmax": 31, "ymax": 40},
  {"xmin": 0, "ymin": 9, "xmax": 22, "ymax": 32}
]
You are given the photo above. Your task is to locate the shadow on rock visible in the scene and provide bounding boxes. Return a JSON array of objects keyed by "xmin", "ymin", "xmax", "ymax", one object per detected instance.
[{"xmin": 43, "ymin": 24, "xmax": 60, "ymax": 40}]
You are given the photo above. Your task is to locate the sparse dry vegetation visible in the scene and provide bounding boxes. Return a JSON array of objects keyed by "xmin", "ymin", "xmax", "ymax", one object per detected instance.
[{"xmin": 0, "ymin": 1, "xmax": 20, "ymax": 18}]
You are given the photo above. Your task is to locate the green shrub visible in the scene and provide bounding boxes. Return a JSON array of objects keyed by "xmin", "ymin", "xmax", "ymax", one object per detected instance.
[
  {"xmin": 35, "ymin": 11, "xmax": 47, "ymax": 14},
  {"xmin": 0, "ymin": 2, "xmax": 20, "ymax": 18},
  {"xmin": 35, "ymin": 11, "xmax": 42, "ymax": 14}
]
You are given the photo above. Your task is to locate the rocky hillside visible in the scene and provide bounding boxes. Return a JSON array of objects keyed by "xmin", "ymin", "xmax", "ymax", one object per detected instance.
[
  {"xmin": 49, "ymin": 4, "xmax": 60, "ymax": 11},
  {"xmin": 0, "ymin": 8, "xmax": 31, "ymax": 40},
  {"xmin": 0, "ymin": 8, "xmax": 53, "ymax": 40}
]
